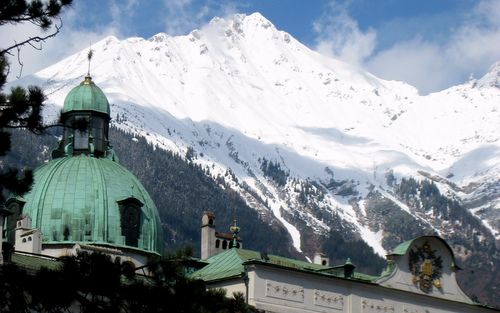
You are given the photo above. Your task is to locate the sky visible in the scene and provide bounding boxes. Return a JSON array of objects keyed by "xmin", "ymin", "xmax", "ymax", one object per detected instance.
[{"xmin": 2, "ymin": 0, "xmax": 500, "ymax": 94}]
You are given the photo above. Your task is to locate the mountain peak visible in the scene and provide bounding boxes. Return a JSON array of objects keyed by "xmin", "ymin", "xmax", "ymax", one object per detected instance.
[
  {"xmin": 207, "ymin": 12, "xmax": 276, "ymax": 35},
  {"xmin": 244, "ymin": 12, "xmax": 275, "ymax": 27},
  {"xmin": 148, "ymin": 32, "xmax": 170, "ymax": 43},
  {"xmin": 478, "ymin": 61, "xmax": 500, "ymax": 88}
]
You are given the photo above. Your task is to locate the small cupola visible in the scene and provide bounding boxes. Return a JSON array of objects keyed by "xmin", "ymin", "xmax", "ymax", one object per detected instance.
[{"xmin": 58, "ymin": 75, "xmax": 111, "ymax": 157}]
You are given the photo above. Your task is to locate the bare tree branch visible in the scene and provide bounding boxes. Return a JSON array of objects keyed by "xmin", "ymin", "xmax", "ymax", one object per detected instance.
[
  {"xmin": 15, "ymin": 43, "xmax": 23, "ymax": 79},
  {"xmin": 0, "ymin": 19, "xmax": 62, "ymax": 56}
]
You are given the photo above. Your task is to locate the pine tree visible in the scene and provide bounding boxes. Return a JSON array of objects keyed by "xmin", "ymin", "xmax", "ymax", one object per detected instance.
[{"xmin": 0, "ymin": 0, "xmax": 72, "ymax": 204}]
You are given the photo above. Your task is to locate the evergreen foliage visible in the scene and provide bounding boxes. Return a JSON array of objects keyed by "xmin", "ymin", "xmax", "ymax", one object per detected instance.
[
  {"xmin": 325, "ymin": 178, "xmax": 358, "ymax": 197},
  {"xmin": 323, "ymin": 229, "xmax": 386, "ymax": 275},
  {"xmin": 259, "ymin": 157, "xmax": 288, "ymax": 186},
  {"xmin": 296, "ymin": 179, "xmax": 325, "ymax": 204},
  {"xmin": 396, "ymin": 178, "xmax": 485, "ymax": 231},
  {"xmin": 110, "ymin": 127, "xmax": 293, "ymax": 257},
  {"xmin": 0, "ymin": 251, "xmax": 259, "ymax": 312},
  {"xmin": 365, "ymin": 189, "xmax": 434, "ymax": 249},
  {"xmin": 0, "ymin": 0, "xmax": 72, "ymax": 204}
]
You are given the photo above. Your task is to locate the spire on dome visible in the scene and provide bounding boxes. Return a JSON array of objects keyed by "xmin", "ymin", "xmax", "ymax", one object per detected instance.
[{"xmin": 87, "ymin": 47, "xmax": 94, "ymax": 77}]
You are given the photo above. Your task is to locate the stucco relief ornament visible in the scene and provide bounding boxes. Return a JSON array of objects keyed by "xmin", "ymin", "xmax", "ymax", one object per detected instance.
[{"xmin": 408, "ymin": 242, "xmax": 443, "ymax": 293}]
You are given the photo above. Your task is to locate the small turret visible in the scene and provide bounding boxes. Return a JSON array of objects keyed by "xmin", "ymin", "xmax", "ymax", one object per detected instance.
[
  {"xmin": 55, "ymin": 74, "xmax": 111, "ymax": 158},
  {"xmin": 200, "ymin": 211, "xmax": 243, "ymax": 259},
  {"xmin": 15, "ymin": 215, "xmax": 42, "ymax": 255},
  {"xmin": 201, "ymin": 211, "xmax": 216, "ymax": 259}
]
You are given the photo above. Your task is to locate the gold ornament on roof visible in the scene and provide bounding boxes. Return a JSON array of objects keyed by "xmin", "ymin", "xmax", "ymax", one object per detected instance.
[{"xmin": 408, "ymin": 241, "xmax": 443, "ymax": 293}]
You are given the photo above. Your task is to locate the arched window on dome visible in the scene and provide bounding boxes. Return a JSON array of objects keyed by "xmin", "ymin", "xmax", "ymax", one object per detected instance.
[{"xmin": 117, "ymin": 197, "xmax": 143, "ymax": 247}]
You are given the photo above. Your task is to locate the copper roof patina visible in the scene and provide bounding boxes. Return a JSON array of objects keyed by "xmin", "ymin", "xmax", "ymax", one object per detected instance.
[
  {"xmin": 191, "ymin": 248, "xmax": 378, "ymax": 283},
  {"xmin": 63, "ymin": 76, "xmax": 110, "ymax": 115},
  {"xmin": 20, "ymin": 154, "xmax": 164, "ymax": 256}
]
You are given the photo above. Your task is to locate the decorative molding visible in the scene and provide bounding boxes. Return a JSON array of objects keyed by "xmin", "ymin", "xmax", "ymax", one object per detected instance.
[
  {"xmin": 361, "ymin": 299, "xmax": 395, "ymax": 313},
  {"xmin": 313, "ymin": 290, "xmax": 344, "ymax": 310},
  {"xmin": 265, "ymin": 280, "xmax": 304, "ymax": 303},
  {"xmin": 403, "ymin": 305, "xmax": 422, "ymax": 313}
]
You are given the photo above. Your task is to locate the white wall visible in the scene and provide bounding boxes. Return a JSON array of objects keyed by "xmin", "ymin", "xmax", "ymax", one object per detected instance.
[{"xmin": 241, "ymin": 264, "xmax": 495, "ymax": 313}]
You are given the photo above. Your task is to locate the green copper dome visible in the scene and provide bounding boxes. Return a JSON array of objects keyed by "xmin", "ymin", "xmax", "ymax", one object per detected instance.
[
  {"xmin": 20, "ymin": 155, "xmax": 164, "ymax": 255},
  {"xmin": 63, "ymin": 76, "xmax": 110, "ymax": 115}
]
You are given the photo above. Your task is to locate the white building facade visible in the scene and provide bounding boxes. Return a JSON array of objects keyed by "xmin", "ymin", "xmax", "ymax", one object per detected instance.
[{"xmin": 194, "ymin": 214, "xmax": 498, "ymax": 313}]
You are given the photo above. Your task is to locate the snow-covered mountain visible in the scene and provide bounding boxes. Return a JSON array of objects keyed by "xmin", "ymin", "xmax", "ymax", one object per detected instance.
[{"xmin": 12, "ymin": 13, "xmax": 500, "ymax": 262}]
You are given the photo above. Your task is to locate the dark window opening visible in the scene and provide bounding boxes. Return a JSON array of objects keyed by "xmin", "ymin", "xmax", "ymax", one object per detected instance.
[
  {"xmin": 118, "ymin": 198, "xmax": 143, "ymax": 248},
  {"xmin": 91, "ymin": 116, "xmax": 107, "ymax": 153},
  {"xmin": 63, "ymin": 225, "xmax": 70, "ymax": 241},
  {"xmin": 222, "ymin": 240, "xmax": 227, "ymax": 250},
  {"xmin": 322, "ymin": 260, "xmax": 327, "ymax": 266},
  {"xmin": 74, "ymin": 129, "xmax": 89, "ymax": 150},
  {"xmin": 215, "ymin": 239, "xmax": 220, "ymax": 248},
  {"xmin": 66, "ymin": 115, "xmax": 90, "ymax": 153}
]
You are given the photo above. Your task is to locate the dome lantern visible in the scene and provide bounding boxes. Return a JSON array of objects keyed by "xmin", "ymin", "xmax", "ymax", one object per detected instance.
[{"xmin": 57, "ymin": 75, "xmax": 111, "ymax": 158}]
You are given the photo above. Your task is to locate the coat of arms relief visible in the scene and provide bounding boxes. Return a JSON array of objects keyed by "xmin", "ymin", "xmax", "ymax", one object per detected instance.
[{"xmin": 408, "ymin": 242, "xmax": 443, "ymax": 293}]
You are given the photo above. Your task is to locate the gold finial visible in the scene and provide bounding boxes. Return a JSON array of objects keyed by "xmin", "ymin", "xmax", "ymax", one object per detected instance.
[
  {"xmin": 230, "ymin": 217, "xmax": 240, "ymax": 234},
  {"xmin": 83, "ymin": 75, "xmax": 92, "ymax": 85},
  {"xmin": 230, "ymin": 208, "xmax": 240, "ymax": 248}
]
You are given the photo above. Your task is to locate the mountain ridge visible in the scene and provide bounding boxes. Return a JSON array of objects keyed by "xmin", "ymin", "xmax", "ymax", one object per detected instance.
[{"xmin": 8, "ymin": 13, "xmax": 500, "ymax": 298}]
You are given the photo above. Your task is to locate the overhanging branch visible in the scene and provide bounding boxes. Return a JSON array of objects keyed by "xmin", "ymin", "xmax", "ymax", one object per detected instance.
[{"xmin": 0, "ymin": 19, "xmax": 62, "ymax": 56}]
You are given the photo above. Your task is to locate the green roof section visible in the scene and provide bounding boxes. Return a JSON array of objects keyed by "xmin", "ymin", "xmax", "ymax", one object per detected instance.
[
  {"xmin": 391, "ymin": 239, "xmax": 414, "ymax": 256},
  {"xmin": 191, "ymin": 248, "xmax": 378, "ymax": 283},
  {"xmin": 20, "ymin": 155, "xmax": 164, "ymax": 256},
  {"xmin": 11, "ymin": 253, "xmax": 61, "ymax": 272},
  {"xmin": 63, "ymin": 76, "xmax": 110, "ymax": 115},
  {"xmin": 191, "ymin": 248, "xmax": 248, "ymax": 281}
]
